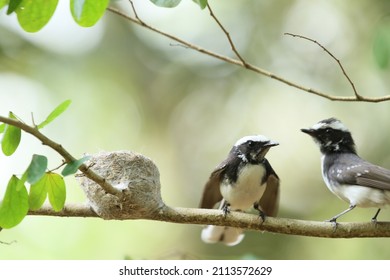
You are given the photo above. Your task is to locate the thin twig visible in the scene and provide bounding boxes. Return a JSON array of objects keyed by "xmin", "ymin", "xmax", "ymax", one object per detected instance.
[
  {"xmin": 207, "ymin": 3, "xmax": 248, "ymax": 67},
  {"xmin": 129, "ymin": 0, "xmax": 142, "ymax": 24},
  {"xmin": 0, "ymin": 239, "xmax": 16, "ymax": 245},
  {"xmin": 48, "ymin": 160, "xmax": 67, "ymax": 173},
  {"xmin": 0, "ymin": 116, "xmax": 120, "ymax": 196},
  {"xmin": 31, "ymin": 112, "xmax": 36, "ymax": 127},
  {"xmin": 107, "ymin": 6, "xmax": 390, "ymax": 102},
  {"xmin": 285, "ymin": 32, "xmax": 363, "ymax": 100}
]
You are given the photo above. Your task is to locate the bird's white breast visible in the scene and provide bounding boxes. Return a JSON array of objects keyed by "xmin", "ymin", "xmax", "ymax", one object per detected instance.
[
  {"xmin": 333, "ymin": 184, "xmax": 390, "ymax": 207},
  {"xmin": 220, "ymin": 164, "xmax": 266, "ymax": 211},
  {"xmin": 321, "ymin": 155, "xmax": 334, "ymax": 194}
]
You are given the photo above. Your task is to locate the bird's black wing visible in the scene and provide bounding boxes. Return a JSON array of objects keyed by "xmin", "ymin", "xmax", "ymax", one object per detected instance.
[
  {"xmin": 258, "ymin": 159, "xmax": 280, "ymax": 217},
  {"xmin": 199, "ymin": 160, "xmax": 227, "ymax": 209},
  {"xmin": 327, "ymin": 154, "xmax": 390, "ymax": 191}
]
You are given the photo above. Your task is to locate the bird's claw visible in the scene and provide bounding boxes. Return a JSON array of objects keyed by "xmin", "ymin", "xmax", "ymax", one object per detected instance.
[
  {"xmin": 222, "ymin": 203, "xmax": 230, "ymax": 217},
  {"xmin": 325, "ymin": 218, "xmax": 338, "ymax": 232},
  {"xmin": 258, "ymin": 211, "xmax": 266, "ymax": 224}
]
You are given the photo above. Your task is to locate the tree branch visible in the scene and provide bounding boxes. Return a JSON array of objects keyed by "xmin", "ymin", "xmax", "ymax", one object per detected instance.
[
  {"xmin": 0, "ymin": 116, "xmax": 120, "ymax": 196},
  {"xmin": 107, "ymin": 4, "xmax": 390, "ymax": 102},
  {"xmin": 28, "ymin": 203, "xmax": 390, "ymax": 238}
]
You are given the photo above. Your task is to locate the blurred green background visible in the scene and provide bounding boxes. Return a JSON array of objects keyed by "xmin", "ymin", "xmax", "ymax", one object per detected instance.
[{"xmin": 1, "ymin": 0, "xmax": 390, "ymax": 259}]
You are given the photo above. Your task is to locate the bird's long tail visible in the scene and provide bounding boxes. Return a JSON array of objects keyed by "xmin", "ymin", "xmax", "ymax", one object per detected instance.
[{"xmin": 201, "ymin": 225, "xmax": 244, "ymax": 246}]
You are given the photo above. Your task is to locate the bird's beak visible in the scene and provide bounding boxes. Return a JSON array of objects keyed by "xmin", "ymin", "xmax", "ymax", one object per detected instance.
[
  {"xmin": 301, "ymin": 128, "xmax": 315, "ymax": 136},
  {"xmin": 257, "ymin": 140, "xmax": 278, "ymax": 159},
  {"xmin": 264, "ymin": 140, "xmax": 279, "ymax": 148}
]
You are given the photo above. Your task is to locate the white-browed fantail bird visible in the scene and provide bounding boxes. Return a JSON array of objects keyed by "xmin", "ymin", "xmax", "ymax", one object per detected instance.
[
  {"xmin": 199, "ymin": 135, "xmax": 280, "ymax": 246},
  {"xmin": 301, "ymin": 118, "xmax": 390, "ymax": 224}
]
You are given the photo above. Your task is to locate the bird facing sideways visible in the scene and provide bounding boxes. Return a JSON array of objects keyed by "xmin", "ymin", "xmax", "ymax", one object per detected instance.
[
  {"xmin": 301, "ymin": 118, "xmax": 390, "ymax": 224},
  {"xmin": 199, "ymin": 135, "xmax": 280, "ymax": 246}
]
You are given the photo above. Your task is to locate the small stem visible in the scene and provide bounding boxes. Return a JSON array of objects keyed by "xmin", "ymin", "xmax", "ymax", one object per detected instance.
[
  {"xmin": 48, "ymin": 160, "xmax": 67, "ymax": 173},
  {"xmin": 207, "ymin": 4, "xmax": 248, "ymax": 67}
]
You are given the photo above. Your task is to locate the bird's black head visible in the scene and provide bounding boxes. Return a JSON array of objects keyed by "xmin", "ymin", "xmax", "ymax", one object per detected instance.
[
  {"xmin": 301, "ymin": 118, "xmax": 356, "ymax": 154},
  {"xmin": 232, "ymin": 135, "xmax": 279, "ymax": 163}
]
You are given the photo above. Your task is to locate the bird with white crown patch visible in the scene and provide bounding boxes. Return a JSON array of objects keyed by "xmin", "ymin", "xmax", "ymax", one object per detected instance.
[
  {"xmin": 199, "ymin": 135, "xmax": 280, "ymax": 246},
  {"xmin": 301, "ymin": 118, "xmax": 390, "ymax": 224}
]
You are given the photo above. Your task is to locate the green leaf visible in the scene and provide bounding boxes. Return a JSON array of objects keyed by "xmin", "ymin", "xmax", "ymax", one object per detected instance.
[
  {"xmin": 1, "ymin": 112, "xmax": 21, "ymax": 156},
  {"xmin": 16, "ymin": 0, "xmax": 59, "ymax": 33},
  {"xmin": 61, "ymin": 156, "xmax": 91, "ymax": 176},
  {"xmin": 6, "ymin": 0, "xmax": 22, "ymax": 14},
  {"xmin": 0, "ymin": 123, "xmax": 5, "ymax": 133},
  {"xmin": 0, "ymin": 175, "xmax": 29, "ymax": 229},
  {"xmin": 46, "ymin": 173, "xmax": 66, "ymax": 211},
  {"xmin": 16, "ymin": 171, "xmax": 27, "ymax": 191},
  {"xmin": 149, "ymin": 0, "xmax": 182, "ymax": 8},
  {"xmin": 70, "ymin": 0, "xmax": 109, "ymax": 27},
  {"xmin": 15, "ymin": 154, "xmax": 47, "ymax": 192},
  {"xmin": 28, "ymin": 173, "xmax": 49, "ymax": 211},
  {"xmin": 192, "ymin": 0, "xmax": 207, "ymax": 9},
  {"xmin": 37, "ymin": 99, "xmax": 72, "ymax": 129},
  {"xmin": 26, "ymin": 154, "xmax": 48, "ymax": 184}
]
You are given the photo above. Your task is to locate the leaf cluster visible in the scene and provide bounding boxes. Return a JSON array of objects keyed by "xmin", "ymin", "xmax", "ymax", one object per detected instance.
[
  {"xmin": 0, "ymin": 0, "xmax": 208, "ymax": 33},
  {"xmin": 0, "ymin": 100, "xmax": 89, "ymax": 228}
]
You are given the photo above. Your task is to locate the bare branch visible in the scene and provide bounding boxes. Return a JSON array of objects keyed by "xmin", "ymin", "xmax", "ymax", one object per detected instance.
[
  {"xmin": 28, "ymin": 203, "xmax": 390, "ymax": 238},
  {"xmin": 107, "ymin": 5, "xmax": 390, "ymax": 103},
  {"xmin": 285, "ymin": 32, "xmax": 363, "ymax": 100},
  {"xmin": 0, "ymin": 116, "xmax": 120, "ymax": 196}
]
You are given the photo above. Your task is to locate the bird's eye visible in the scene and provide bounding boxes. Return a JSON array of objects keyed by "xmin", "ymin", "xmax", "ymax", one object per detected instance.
[{"xmin": 247, "ymin": 140, "xmax": 254, "ymax": 146}]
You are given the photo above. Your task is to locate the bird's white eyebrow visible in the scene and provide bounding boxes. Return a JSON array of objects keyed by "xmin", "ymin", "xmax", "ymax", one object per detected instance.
[
  {"xmin": 234, "ymin": 135, "xmax": 270, "ymax": 146},
  {"xmin": 311, "ymin": 121, "xmax": 349, "ymax": 132}
]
